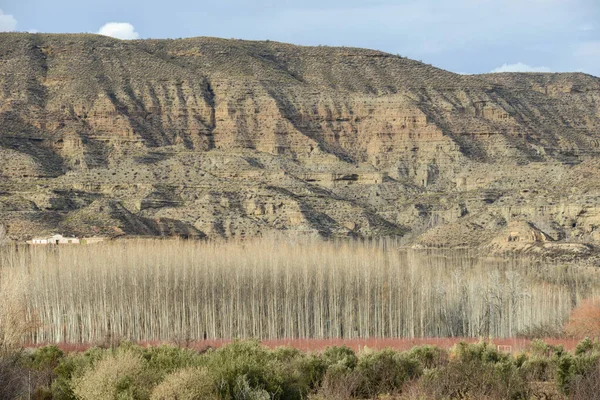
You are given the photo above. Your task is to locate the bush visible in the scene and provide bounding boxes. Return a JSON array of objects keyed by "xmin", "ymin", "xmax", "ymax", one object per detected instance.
[
  {"xmin": 270, "ymin": 346, "xmax": 318, "ymax": 399},
  {"xmin": 52, "ymin": 346, "xmax": 117, "ymax": 400},
  {"xmin": 203, "ymin": 340, "xmax": 286, "ymax": 399},
  {"xmin": 516, "ymin": 323, "xmax": 565, "ymax": 339},
  {"xmin": 407, "ymin": 345, "xmax": 448, "ymax": 369},
  {"xmin": 27, "ymin": 346, "xmax": 65, "ymax": 398},
  {"xmin": 71, "ymin": 349, "xmax": 155, "ymax": 400},
  {"xmin": 452, "ymin": 341, "xmax": 510, "ymax": 364},
  {"xmin": 569, "ymin": 361, "xmax": 600, "ymax": 400},
  {"xmin": 320, "ymin": 346, "xmax": 357, "ymax": 371},
  {"xmin": 317, "ymin": 366, "xmax": 363, "ymax": 400},
  {"xmin": 574, "ymin": 337, "xmax": 600, "ymax": 356},
  {"xmin": 311, "ymin": 345, "xmax": 361, "ymax": 399},
  {"xmin": 233, "ymin": 375, "xmax": 271, "ymax": 400},
  {"xmin": 150, "ymin": 367, "xmax": 217, "ymax": 400},
  {"xmin": 143, "ymin": 345, "xmax": 201, "ymax": 377},
  {"xmin": 419, "ymin": 357, "xmax": 529, "ymax": 400},
  {"xmin": 521, "ymin": 357, "xmax": 553, "ymax": 381},
  {"xmin": 415, "ymin": 342, "xmax": 529, "ymax": 400},
  {"xmin": 0, "ymin": 352, "xmax": 27, "ymax": 400},
  {"xmin": 354, "ymin": 349, "xmax": 421, "ymax": 397},
  {"xmin": 556, "ymin": 351, "xmax": 600, "ymax": 395}
]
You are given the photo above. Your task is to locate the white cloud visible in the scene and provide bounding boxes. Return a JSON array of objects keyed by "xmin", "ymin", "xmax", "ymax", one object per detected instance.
[
  {"xmin": 580, "ymin": 24, "xmax": 595, "ymax": 32},
  {"xmin": 97, "ymin": 22, "xmax": 139, "ymax": 40},
  {"xmin": 0, "ymin": 9, "xmax": 17, "ymax": 32},
  {"xmin": 490, "ymin": 62, "xmax": 551, "ymax": 73}
]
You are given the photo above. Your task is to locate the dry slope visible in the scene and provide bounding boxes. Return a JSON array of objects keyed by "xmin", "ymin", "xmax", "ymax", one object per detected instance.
[{"xmin": 1, "ymin": 33, "xmax": 600, "ymax": 248}]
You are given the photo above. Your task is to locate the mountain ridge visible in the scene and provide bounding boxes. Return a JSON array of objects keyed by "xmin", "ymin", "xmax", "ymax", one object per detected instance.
[{"xmin": 1, "ymin": 33, "xmax": 600, "ymax": 250}]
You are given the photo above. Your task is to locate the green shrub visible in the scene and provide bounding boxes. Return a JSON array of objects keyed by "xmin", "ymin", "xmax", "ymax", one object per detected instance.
[
  {"xmin": 414, "ymin": 342, "xmax": 530, "ymax": 399},
  {"xmin": 354, "ymin": 349, "xmax": 421, "ymax": 397},
  {"xmin": 143, "ymin": 345, "xmax": 201, "ymax": 377},
  {"xmin": 28, "ymin": 345, "xmax": 65, "ymax": 370},
  {"xmin": 317, "ymin": 366, "xmax": 362, "ymax": 400},
  {"xmin": 320, "ymin": 346, "xmax": 357, "ymax": 371},
  {"xmin": 24, "ymin": 346, "xmax": 66, "ymax": 399},
  {"xmin": 521, "ymin": 357, "xmax": 553, "ymax": 381},
  {"xmin": 233, "ymin": 375, "xmax": 271, "ymax": 400},
  {"xmin": 557, "ymin": 352, "xmax": 600, "ymax": 395},
  {"xmin": 71, "ymin": 349, "xmax": 155, "ymax": 400},
  {"xmin": 51, "ymin": 347, "xmax": 105, "ymax": 400},
  {"xmin": 293, "ymin": 353, "xmax": 328, "ymax": 390},
  {"xmin": 574, "ymin": 337, "xmax": 600, "ymax": 356},
  {"xmin": 529, "ymin": 339, "xmax": 550, "ymax": 357},
  {"xmin": 150, "ymin": 367, "xmax": 218, "ymax": 400},
  {"xmin": 419, "ymin": 357, "xmax": 529, "ymax": 400},
  {"xmin": 270, "ymin": 347, "xmax": 317, "ymax": 400},
  {"xmin": 312, "ymin": 346, "xmax": 360, "ymax": 399},
  {"xmin": 202, "ymin": 340, "xmax": 285, "ymax": 399},
  {"xmin": 556, "ymin": 353, "xmax": 574, "ymax": 394},
  {"xmin": 452, "ymin": 341, "xmax": 509, "ymax": 365},
  {"xmin": 407, "ymin": 345, "xmax": 447, "ymax": 369},
  {"xmin": 568, "ymin": 361, "xmax": 600, "ymax": 400}
]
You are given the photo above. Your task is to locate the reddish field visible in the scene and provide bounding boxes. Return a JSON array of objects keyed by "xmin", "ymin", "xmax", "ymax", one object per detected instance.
[{"xmin": 36, "ymin": 337, "xmax": 583, "ymax": 354}]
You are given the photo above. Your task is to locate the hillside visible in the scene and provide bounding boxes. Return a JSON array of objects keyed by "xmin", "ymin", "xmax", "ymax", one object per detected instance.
[{"xmin": 1, "ymin": 33, "xmax": 600, "ymax": 249}]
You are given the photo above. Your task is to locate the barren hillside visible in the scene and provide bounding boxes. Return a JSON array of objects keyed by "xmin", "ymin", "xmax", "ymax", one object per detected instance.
[{"xmin": 1, "ymin": 33, "xmax": 600, "ymax": 249}]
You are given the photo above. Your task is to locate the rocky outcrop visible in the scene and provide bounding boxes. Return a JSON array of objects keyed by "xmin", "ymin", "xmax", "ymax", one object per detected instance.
[{"xmin": 1, "ymin": 33, "xmax": 600, "ymax": 248}]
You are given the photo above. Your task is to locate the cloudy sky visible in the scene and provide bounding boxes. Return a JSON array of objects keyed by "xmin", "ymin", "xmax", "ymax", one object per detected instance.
[{"xmin": 1, "ymin": 0, "xmax": 599, "ymax": 76}]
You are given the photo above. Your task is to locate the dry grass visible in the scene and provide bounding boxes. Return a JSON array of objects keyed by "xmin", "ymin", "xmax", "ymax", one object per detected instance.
[{"xmin": 1, "ymin": 237, "xmax": 599, "ymax": 344}]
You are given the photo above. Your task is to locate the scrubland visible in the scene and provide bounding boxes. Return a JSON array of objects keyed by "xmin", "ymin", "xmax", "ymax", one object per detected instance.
[{"xmin": 2, "ymin": 339, "xmax": 600, "ymax": 399}]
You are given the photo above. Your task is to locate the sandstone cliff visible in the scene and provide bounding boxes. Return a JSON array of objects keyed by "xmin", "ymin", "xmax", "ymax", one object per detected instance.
[{"xmin": 1, "ymin": 33, "xmax": 600, "ymax": 248}]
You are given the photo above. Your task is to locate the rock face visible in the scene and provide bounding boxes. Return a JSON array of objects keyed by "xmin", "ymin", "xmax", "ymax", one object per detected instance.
[{"xmin": 2, "ymin": 33, "xmax": 600, "ymax": 247}]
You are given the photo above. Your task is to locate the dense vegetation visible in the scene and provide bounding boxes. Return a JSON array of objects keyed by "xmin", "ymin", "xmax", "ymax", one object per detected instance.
[
  {"xmin": 3, "ymin": 339, "xmax": 600, "ymax": 399},
  {"xmin": 1, "ymin": 238, "xmax": 600, "ymax": 344}
]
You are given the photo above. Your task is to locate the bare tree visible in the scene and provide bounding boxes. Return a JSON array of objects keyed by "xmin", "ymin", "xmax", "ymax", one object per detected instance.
[
  {"xmin": 0, "ymin": 272, "xmax": 33, "ymax": 352},
  {"xmin": 1, "ymin": 238, "xmax": 598, "ymax": 344}
]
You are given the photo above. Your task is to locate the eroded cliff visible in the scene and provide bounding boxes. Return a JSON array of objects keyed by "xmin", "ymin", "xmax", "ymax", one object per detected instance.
[{"xmin": 2, "ymin": 33, "xmax": 600, "ymax": 249}]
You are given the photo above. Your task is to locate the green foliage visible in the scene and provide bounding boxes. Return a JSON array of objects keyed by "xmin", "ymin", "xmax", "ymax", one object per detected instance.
[
  {"xmin": 321, "ymin": 346, "xmax": 357, "ymax": 371},
  {"xmin": 51, "ymin": 348, "xmax": 105, "ymax": 400},
  {"xmin": 11, "ymin": 340, "xmax": 600, "ymax": 400},
  {"xmin": 354, "ymin": 349, "xmax": 422, "ymax": 397},
  {"xmin": 529, "ymin": 339, "xmax": 550, "ymax": 357},
  {"xmin": 142, "ymin": 345, "xmax": 201, "ymax": 377},
  {"xmin": 521, "ymin": 357, "xmax": 553, "ymax": 381},
  {"xmin": 420, "ymin": 350, "xmax": 529, "ymax": 399},
  {"xmin": 202, "ymin": 340, "xmax": 288, "ymax": 399},
  {"xmin": 407, "ymin": 345, "xmax": 447, "ymax": 369},
  {"xmin": 556, "ymin": 353, "xmax": 574, "ymax": 394},
  {"xmin": 70, "ymin": 348, "xmax": 155, "ymax": 400},
  {"xmin": 554, "ymin": 340, "xmax": 600, "ymax": 395},
  {"xmin": 574, "ymin": 337, "xmax": 600, "ymax": 355},
  {"xmin": 452, "ymin": 340, "xmax": 510, "ymax": 364},
  {"xmin": 28, "ymin": 345, "xmax": 65, "ymax": 370},
  {"xmin": 150, "ymin": 367, "xmax": 218, "ymax": 400}
]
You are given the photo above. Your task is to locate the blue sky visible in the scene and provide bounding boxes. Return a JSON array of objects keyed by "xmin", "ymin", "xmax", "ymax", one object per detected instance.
[{"xmin": 1, "ymin": 0, "xmax": 599, "ymax": 76}]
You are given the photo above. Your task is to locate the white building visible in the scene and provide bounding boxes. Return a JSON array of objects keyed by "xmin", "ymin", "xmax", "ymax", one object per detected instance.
[{"xmin": 29, "ymin": 234, "xmax": 80, "ymax": 245}]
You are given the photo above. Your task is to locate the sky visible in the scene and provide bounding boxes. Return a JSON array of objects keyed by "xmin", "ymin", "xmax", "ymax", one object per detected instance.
[{"xmin": 0, "ymin": 0, "xmax": 599, "ymax": 77}]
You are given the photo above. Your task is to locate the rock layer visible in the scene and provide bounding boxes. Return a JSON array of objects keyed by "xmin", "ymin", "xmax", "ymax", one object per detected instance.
[{"xmin": 1, "ymin": 33, "xmax": 600, "ymax": 247}]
